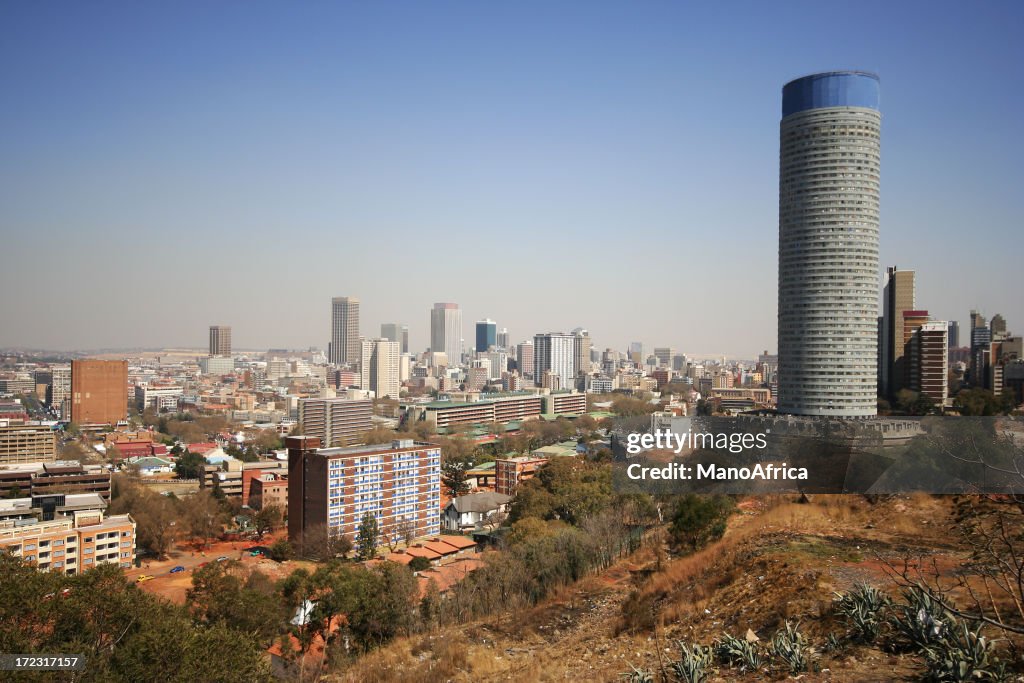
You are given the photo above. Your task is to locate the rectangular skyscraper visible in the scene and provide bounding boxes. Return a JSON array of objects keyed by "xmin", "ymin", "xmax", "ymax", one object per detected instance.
[
  {"xmin": 380, "ymin": 323, "xmax": 409, "ymax": 354},
  {"xmin": 209, "ymin": 325, "xmax": 232, "ymax": 356},
  {"xmin": 777, "ymin": 71, "xmax": 881, "ymax": 417},
  {"xmin": 533, "ymin": 333, "xmax": 576, "ymax": 390},
  {"xmin": 297, "ymin": 398, "xmax": 372, "ymax": 447},
  {"xmin": 70, "ymin": 360, "xmax": 128, "ymax": 426},
  {"xmin": 330, "ymin": 297, "xmax": 360, "ymax": 365},
  {"xmin": 430, "ymin": 303, "xmax": 462, "ymax": 367},
  {"xmin": 360, "ymin": 338, "xmax": 401, "ymax": 400},
  {"xmin": 475, "ymin": 319, "xmax": 497, "ymax": 352},
  {"xmin": 881, "ymin": 267, "xmax": 916, "ymax": 398}
]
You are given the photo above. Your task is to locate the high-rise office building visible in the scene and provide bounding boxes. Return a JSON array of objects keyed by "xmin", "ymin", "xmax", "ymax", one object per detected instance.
[
  {"xmin": 209, "ymin": 325, "xmax": 232, "ymax": 356},
  {"xmin": 533, "ymin": 333, "xmax": 576, "ymax": 390},
  {"xmin": 297, "ymin": 398, "xmax": 373, "ymax": 448},
  {"xmin": 880, "ymin": 267, "xmax": 916, "ymax": 397},
  {"xmin": 516, "ymin": 341, "xmax": 534, "ymax": 380},
  {"xmin": 360, "ymin": 338, "xmax": 401, "ymax": 400},
  {"xmin": 948, "ymin": 321, "xmax": 960, "ymax": 349},
  {"xmin": 430, "ymin": 303, "xmax": 462, "ymax": 367},
  {"xmin": 496, "ymin": 328, "xmax": 510, "ymax": 350},
  {"xmin": 777, "ymin": 71, "xmax": 881, "ymax": 417},
  {"xmin": 70, "ymin": 360, "xmax": 128, "ymax": 426},
  {"xmin": 909, "ymin": 321, "xmax": 948, "ymax": 404},
  {"xmin": 628, "ymin": 342, "xmax": 643, "ymax": 365},
  {"xmin": 901, "ymin": 310, "xmax": 930, "ymax": 390},
  {"xmin": 475, "ymin": 319, "xmax": 497, "ymax": 352},
  {"xmin": 970, "ymin": 312, "xmax": 992, "ymax": 388},
  {"xmin": 653, "ymin": 347, "xmax": 674, "ymax": 368},
  {"xmin": 380, "ymin": 323, "xmax": 409, "ymax": 354},
  {"xmin": 573, "ymin": 329, "xmax": 592, "ymax": 389},
  {"xmin": 329, "ymin": 297, "xmax": 360, "ymax": 365},
  {"xmin": 49, "ymin": 364, "xmax": 71, "ymax": 414},
  {"xmin": 991, "ymin": 314, "xmax": 1007, "ymax": 340}
]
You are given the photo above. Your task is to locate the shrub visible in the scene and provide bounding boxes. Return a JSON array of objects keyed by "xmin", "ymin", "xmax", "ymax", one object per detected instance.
[
  {"xmin": 714, "ymin": 632, "xmax": 763, "ymax": 672},
  {"xmin": 668, "ymin": 642, "xmax": 713, "ymax": 683},
  {"xmin": 268, "ymin": 538, "xmax": 293, "ymax": 562},
  {"xmin": 770, "ymin": 621, "xmax": 809, "ymax": 674},
  {"xmin": 620, "ymin": 664, "xmax": 654, "ymax": 683},
  {"xmin": 409, "ymin": 556, "xmax": 432, "ymax": 572},
  {"xmin": 889, "ymin": 586, "xmax": 951, "ymax": 651},
  {"xmin": 668, "ymin": 495, "xmax": 734, "ymax": 552},
  {"xmin": 834, "ymin": 583, "xmax": 891, "ymax": 643},
  {"xmin": 921, "ymin": 621, "xmax": 1004, "ymax": 682}
]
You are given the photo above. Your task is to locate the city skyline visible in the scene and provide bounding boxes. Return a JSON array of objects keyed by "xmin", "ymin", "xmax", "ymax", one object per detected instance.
[{"xmin": 2, "ymin": 3, "xmax": 1022, "ymax": 356}]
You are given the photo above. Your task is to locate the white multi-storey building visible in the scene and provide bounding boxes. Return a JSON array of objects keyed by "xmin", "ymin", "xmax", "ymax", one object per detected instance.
[{"xmin": 777, "ymin": 71, "xmax": 881, "ymax": 416}]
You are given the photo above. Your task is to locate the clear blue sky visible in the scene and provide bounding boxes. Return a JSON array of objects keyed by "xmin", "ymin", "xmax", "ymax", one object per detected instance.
[{"xmin": 1, "ymin": 1, "xmax": 1021, "ymax": 357}]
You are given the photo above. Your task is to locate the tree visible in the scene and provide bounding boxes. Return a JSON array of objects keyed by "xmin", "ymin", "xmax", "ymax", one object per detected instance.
[
  {"xmin": 294, "ymin": 524, "xmax": 353, "ymax": 561},
  {"xmin": 252, "ymin": 505, "xmax": 283, "ymax": 540},
  {"xmin": 175, "ymin": 450, "xmax": 206, "ymax": 479},
  {"xmin": 252, "ymin": 428, "xmax": 283, "ymax": 452},
  {"xmin": 186, "ymin": 490, "xmax": 226, "ymax": 549},
  {"xmin": 108, "ymin": 477, "xmax": 181, "ymax": 559},
  {"xmin": 441, "ymin": 459, "xmax": 472, "ymax": 498},
  {"xmin": 186, "ymin": 561, "xmax": 287, "ymax": 643},
  {"xmin": 954, "ymin": 388, "xmax": 1016, "ymax": 416},
  {"xmin": 0, "ymin": 553, "xmax": 272, "ymax": 682},
  {"xmin": 268, "ymin": 538, "xmax": 293, "ymax": 562},
  {"xmin": 409, "ymin": 555, "xmax": 432, "ymax": 572},
  {"xmin": 363, "ymin": 427, "xmax": 399, "ymax": 445},
  {"xmin": 356, "ymin": 513, "xmax": 380, "ymax": 561},
  {"xmin": 896, "ymin": 389, "xmax": 937, "ymax": 416},
  {"xmin": 668, "ymin": 494, "xmax": 734, "ymax": 552},
  {"xmin": 59, "ymin": 440, "xmax": 95, "ymax": 463}
]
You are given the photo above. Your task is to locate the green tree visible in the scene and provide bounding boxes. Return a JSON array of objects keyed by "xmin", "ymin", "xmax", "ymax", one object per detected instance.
[
  {"xmin": 174, "ymin": 450, "xmax": 206, "ymax": 479},
  {"xmin": 268, "ymin": 538, "xmax": 293, "ymax": 562},
  {"xmin": 356, "ymin": 513, "xmax": 380, "ymax": 561},
  {"xmin": 669, "ymin": 494, "xmax": 734, "ymax": 552},
  {"xmin": 441, "ymin": 459, "xmax": 472, "ymax": 498},
  {"xmin": 409, "ymin": 555, "xmax": 432, "ymax": 572},
  {"xmin": 186, "ymin": 561, "xmax": 287, "ymax": 643},
  {"xmin": 252, "ymin": 505, "xmax": 283, "ymax": 540}
]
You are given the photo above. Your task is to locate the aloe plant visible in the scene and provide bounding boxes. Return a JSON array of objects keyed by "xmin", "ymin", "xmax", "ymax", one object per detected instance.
[
  {"xmin": 834, "ymin": 582, "xmax": 891, "ymax": 643},
  {"xmin": 770, "ymin": 621, "xmax": 810, "ymax": 674},
  {"xmin": 668, "ymin": 641, "xmax": 714, "ymax": 683},
  {"xmin": 714, "ymin": 632, "xmax": 764, "ymax": 671}
]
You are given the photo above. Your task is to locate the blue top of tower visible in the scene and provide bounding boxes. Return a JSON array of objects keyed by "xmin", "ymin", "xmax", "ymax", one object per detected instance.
[{"xmin": 782, "ymin": 71, "xmax": 880, "ymax": 118}]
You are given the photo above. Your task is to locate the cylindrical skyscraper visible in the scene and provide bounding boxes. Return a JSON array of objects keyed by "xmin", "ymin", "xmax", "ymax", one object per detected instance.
[{"xmin": 777, "ymin": 71, "xmax": 881, "ymax": 416}]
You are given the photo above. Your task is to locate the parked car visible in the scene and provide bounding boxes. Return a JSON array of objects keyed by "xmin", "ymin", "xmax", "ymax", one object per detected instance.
[
  {"xmin": 136, "ymin": 575, "xmax": 155, "ymax": 583},
  {"xmin": 216, "ymin": 556, "xmax": 228, "ymax": 562},
  {"xmin": 169, "ymin": 566, "xmax": 185, "ymax": 573}
]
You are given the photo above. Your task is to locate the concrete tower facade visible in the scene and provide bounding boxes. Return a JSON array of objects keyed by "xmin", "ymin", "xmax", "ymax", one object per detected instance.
[
  {"xmin": 330, "ymin": 297, "xmax": 360, "ymax": 365},
  {"xmin": 430, "ymin": 303, "xmax": 463, "ymax": 367},
  {"xmin": 777, "ymin": 71, "xmax": 881, "ymax": 416},
  {"xmin": 209, "ymin": 325, "xmax": 232, "ymax": 356}
]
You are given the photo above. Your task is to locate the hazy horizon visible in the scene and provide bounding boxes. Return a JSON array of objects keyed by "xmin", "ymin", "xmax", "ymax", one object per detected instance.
[{"xmin": 2, "ymin": 2, "xmax": 1022, "ymax": 357}]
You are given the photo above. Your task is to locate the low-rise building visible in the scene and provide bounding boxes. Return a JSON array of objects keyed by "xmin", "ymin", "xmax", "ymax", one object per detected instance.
[
  {"xmin": 0, "ymin": 424, "xmax": 57, "ymax": 464},
  {"xmin": 494, "ymin": 455, "xmax": 548, "ymax": 496},
  {"xmin": 442, "ymin": 491, "xmax": 512, "ymax": 532},
  {"xmin": 250, "ymin": 474, "xmax": 288, "ymax": 511},
  {"xmin": 0, "ymin": 508, "xmax": 136, "ymax": 575}
]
